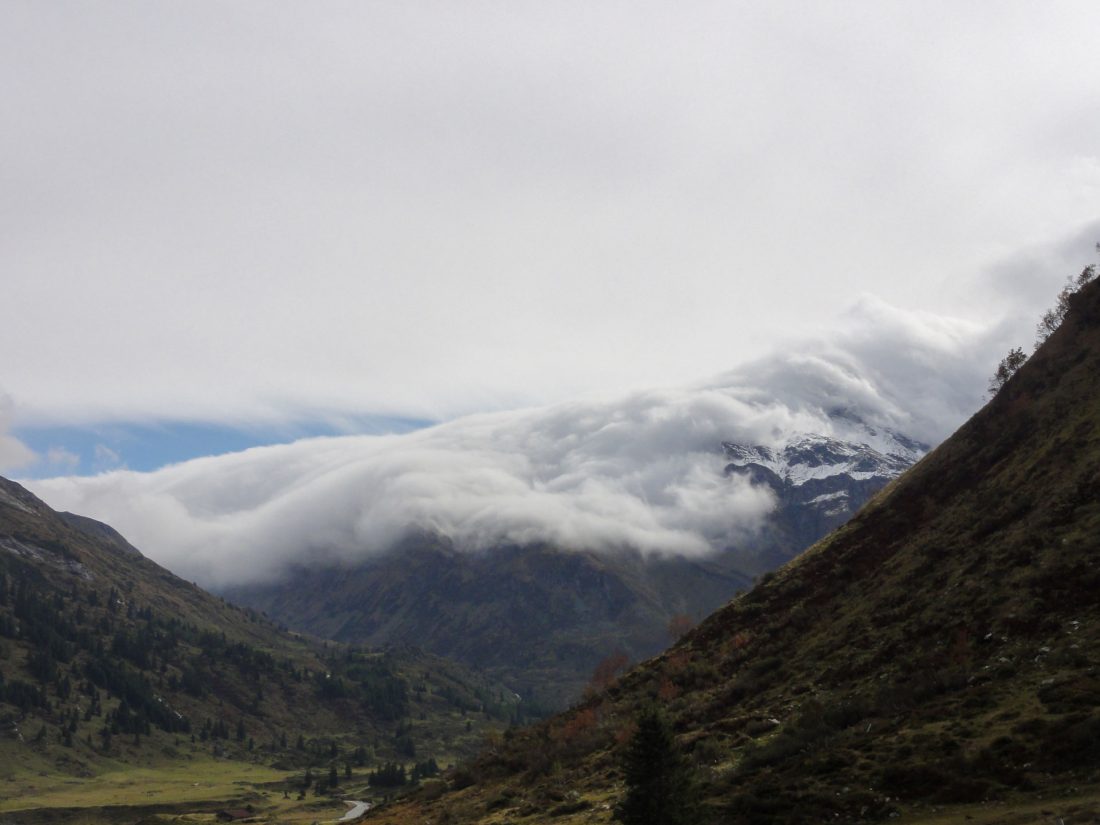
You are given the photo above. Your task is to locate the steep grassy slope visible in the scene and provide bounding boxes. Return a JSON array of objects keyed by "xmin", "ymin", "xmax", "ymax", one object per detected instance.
[
  {"xmin": 0, "ymin": 480, "xmax": 524, "ymax": 817},
  {"xmin": 366, "ymin": 278, "xmax": 1100, "ymax": 824}
]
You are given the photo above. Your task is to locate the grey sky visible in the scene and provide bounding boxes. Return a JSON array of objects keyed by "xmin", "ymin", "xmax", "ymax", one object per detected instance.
[{"xmin": 3, "ymin": 2, "xmax": 1099, "ymax": 434}]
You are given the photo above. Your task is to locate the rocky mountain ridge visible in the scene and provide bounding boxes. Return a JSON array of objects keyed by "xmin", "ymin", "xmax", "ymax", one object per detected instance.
[
  {"xmin": 721, "ymin": 428, "xmax": 927, "ymax": 558},
  {"xmin": 722, "ymin": 430, "xmax": 924, "ymax": 487}
]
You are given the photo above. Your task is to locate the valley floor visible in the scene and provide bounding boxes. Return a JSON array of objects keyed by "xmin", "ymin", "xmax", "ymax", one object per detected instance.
[
  {"xmin": 5, "ymin": 766, "xmax": 1100, "ymax": 825},
  {"xmin": 0, "ymin": 756, "xmax": 388, "ymax": 825}
]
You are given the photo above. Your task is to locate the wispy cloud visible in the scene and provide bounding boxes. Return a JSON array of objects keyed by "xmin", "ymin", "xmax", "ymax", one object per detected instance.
[
  {"xmin": 92, "ymin": 444, "xmax": 123, "ymax": 472},
  {"xmin": 45, "ymin": 446, "xmax": 80, "ymax": 472}
]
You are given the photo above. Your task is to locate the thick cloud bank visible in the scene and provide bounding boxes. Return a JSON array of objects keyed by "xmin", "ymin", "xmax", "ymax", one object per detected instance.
[{"xmin": 29, "ymin": 300, "xmax": 1002, "ymax": 589}]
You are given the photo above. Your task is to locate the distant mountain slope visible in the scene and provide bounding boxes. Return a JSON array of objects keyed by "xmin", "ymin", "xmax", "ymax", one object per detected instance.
[
  {"xmin": 228, "ymin": 424, "xmax": 923, "ymax": 707},
  {"xmin": 367, "ymin": 277, "xmax": 1100, "ymax": 823},
  {"xmin": 227, "ymin": 538, "xmax": 751, "ymax": 709},
  {"xmin": 0, "ymin": 478, "xmax": 523, "ymax": 795}
]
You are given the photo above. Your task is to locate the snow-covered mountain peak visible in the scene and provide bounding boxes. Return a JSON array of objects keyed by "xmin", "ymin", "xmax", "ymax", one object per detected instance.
[{"xmin": 721, "ymin": 428, "xmax": 926, "ymax": 489}]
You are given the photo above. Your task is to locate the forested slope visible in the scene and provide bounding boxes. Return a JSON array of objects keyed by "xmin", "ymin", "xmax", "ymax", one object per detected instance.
[{"xmin": 0, "ymin": 477, "xmax": 524, "ymax": 801}]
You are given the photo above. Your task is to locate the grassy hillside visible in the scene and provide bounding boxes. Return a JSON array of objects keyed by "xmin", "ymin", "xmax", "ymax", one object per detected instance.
[
  {"xmin": 364, "ymin": 277, "xmax": 1100, "ymax": 824},
  {"xmin": 0, "ymin": 478, "xmax": 526, "ymax": 820}
]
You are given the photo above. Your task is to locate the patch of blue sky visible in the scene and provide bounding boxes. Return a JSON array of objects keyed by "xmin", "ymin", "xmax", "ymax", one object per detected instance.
[{"xmin": 13, "ymin": 415, "xmax": 433, "ymax": 479}]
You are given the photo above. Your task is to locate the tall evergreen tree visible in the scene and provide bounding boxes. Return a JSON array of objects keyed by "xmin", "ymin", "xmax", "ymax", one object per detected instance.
[{"xmin": 614, "ymin": 707, "xmax": 696, "ymax": 825}]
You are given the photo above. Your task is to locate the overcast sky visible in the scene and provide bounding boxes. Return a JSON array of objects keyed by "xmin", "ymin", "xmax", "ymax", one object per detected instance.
[{"xmin": 3, "ymin": 2, "xmax": 1100, "ymax": 477}]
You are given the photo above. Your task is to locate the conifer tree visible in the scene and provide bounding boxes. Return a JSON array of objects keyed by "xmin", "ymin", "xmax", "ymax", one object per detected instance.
[{"xmin": 614, "ymin": 707, "xmax": 696, "ymax": 825}]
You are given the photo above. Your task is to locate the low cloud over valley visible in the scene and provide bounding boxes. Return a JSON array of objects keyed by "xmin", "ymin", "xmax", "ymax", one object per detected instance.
[{"xmin": 29, "ymin": 299, "xmax": 1005, "ymax": 589}]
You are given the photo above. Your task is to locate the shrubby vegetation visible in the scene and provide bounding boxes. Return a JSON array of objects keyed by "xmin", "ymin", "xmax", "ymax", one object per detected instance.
[
  {"xmin": 990, "ymin": 246, "xmax": 1097, "ymax": 396},
  {"xmin": 367, "ymin": 757, "xmax": 440, "ymax": 788},
  {"xmin": 988, "ymin": 346, "xmax": 1027, "ymax": 396},
  {"xmin": 1035, "ymin": 257, "xmax": 1098, "ymax": 348}
]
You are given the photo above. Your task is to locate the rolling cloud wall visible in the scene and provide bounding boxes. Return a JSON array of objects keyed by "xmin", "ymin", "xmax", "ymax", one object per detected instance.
[{"xmin": 29, "ymin": 297, "xmax": 1002, "ymax": 589}]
